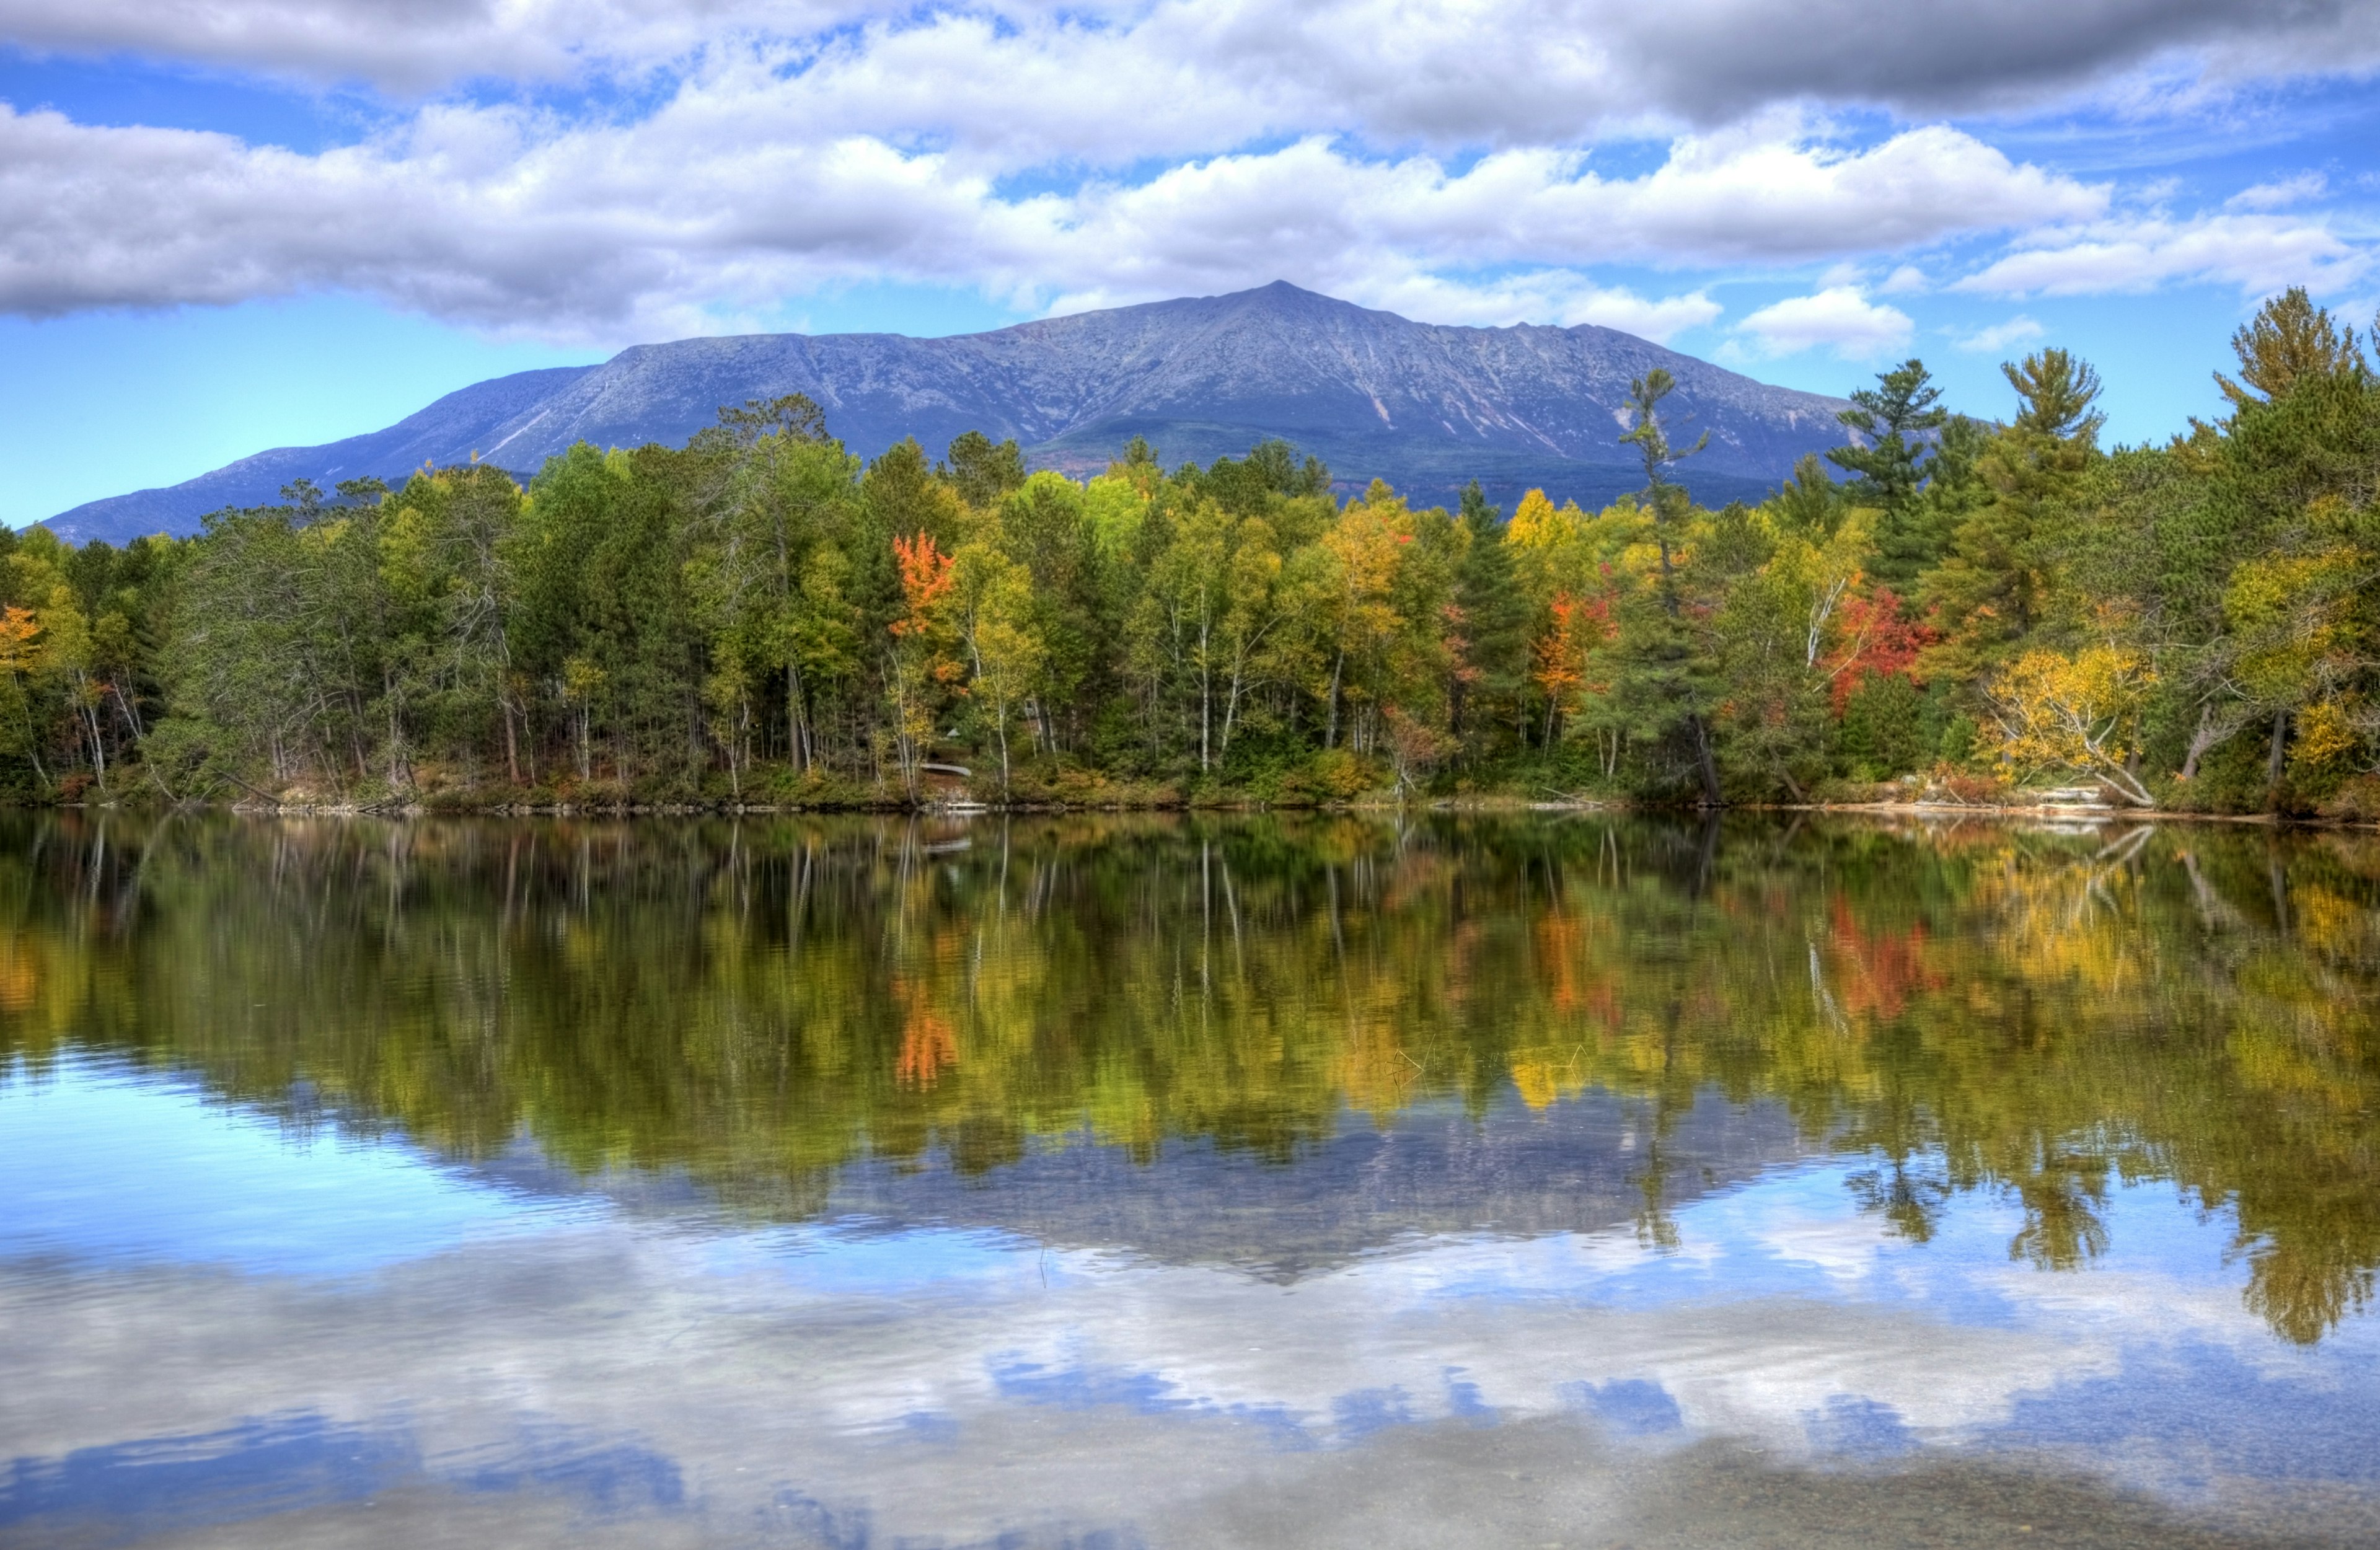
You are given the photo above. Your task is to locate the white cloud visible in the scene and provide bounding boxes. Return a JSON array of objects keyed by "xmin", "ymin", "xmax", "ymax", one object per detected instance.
[
  {"xmin": 0, "ymin": 0, "xmax": 2367, "ymax": 343},
  {"xmin": 1954, "ymin": 315, "xmax": 2045, "ymax": 353},
  {"xmin": 1735, "ymin": 287, "xmax": 1913, "ymax": 359},
  {"xmin": 8, "ymin": 0, "xmax": 2380, "ymax": 128},
  {"xmin": 0, "ymin": 0, "xmax": 878, "ymax": 94},
  {"xmin": 0, "ymin": 107, "xmax": 2097, "ymax": 340},
  {"xmin": 2226, "ymin": 171, "xmax": 2327, "ymax": 211},
  {"xmin": 1258, "ymin": 270, "xmax": 1723, "ymax": 343},
  {"xmin": 1956, "ymin": 213, "xmax": 2371, "ymax": 298}
]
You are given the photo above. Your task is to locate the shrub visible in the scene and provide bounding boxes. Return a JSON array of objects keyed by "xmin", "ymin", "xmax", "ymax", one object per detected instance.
[
  {"xmin": 1837, "ymin": 674, "xmax": 1928, "ymax": 779},
  {"xmin": 2320, "ymin": 775, "xmax": 2380, "ymax": 825}
]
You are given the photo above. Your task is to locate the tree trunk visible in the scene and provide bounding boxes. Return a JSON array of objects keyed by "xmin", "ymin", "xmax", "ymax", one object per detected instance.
[
  {"xmin": 788, "ymin": 661, "xmax": 809, "ymax": 773},
  {"xmin": 1324, "ymin": 650, "xmax": 1344, "ymax": 749},
  {"xmin": 1688, "ymin": 711, "xmax": 1722, "ymax": 808},
  {"xmin": 2179, "ymin": 702, "xmax": 2224, "ymax": 781},
  {"xmin": 1219, "ymin": 661, "xmax": 1245, "ymax": 766}
]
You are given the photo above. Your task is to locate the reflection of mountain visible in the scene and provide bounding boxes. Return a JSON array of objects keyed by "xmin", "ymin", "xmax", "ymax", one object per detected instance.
[
  {"xmin": 0, "ymin": 811, "xmax": 2375, "ymax": 1342},
  {"xmin": 464, "ymin": 1090, "xmax": 1814, "ymax": 1278},
  {"xmin": 826, "ymin": 1093, "xmax": 1815, "ymax": 1276}
]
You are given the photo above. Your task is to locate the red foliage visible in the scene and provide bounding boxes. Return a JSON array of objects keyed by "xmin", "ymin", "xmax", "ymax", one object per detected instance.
[
  {"xmin": 1823, "ymin": 587, "xmax": 1937, "ymax": 713},
  {"xmin": 1827, "ymin": 895, "xmax": 1944, "ymax": 1022}
]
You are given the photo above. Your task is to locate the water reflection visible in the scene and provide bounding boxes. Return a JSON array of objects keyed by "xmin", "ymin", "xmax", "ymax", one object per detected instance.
[{"xmin": 2, "ymin": 812, "xmax": 2378, "ymax": 1546}]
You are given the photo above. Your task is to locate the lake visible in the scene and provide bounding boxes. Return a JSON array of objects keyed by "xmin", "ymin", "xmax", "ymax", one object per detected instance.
[{"xmin": 2, "ymin": 811, "xmax": 2378, "ymax": 1548}]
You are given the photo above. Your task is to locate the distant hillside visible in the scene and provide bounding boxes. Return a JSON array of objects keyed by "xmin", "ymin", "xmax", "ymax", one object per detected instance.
[{"xmin": 43, "ymin": 283, "xmax": 1855, "ymax": 544}]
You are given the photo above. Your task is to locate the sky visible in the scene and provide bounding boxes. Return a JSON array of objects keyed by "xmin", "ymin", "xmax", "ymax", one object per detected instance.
[{"xmin": 2, "ymin": 1, "xmax": 2378, "ymax": 527}]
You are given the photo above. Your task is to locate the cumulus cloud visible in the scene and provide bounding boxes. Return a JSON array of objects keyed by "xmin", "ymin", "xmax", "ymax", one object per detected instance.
[
  {"xmin": 1735, "ymin": 288, "xmax": 1914, "ymax": 359},
  {"xmin": 2226, "ymin": 172, "xmax": 2327, "ymax": 211},
  {"xmin": 1210, "ymin": 270, "xmax": 1724, "ymax": 343},
  {"xmin": 1, "ymin": 0, "xmax": 2371, "ymax": 342},
  {"xmin": 1955, "ymin": 213, "xmax": 2371, "ymax": 298},
  {"xmin": 0, "ymin": 106, "xmax": 2097, "ymax": 340},
  {"xmin": 7, "ymin": 0, "xmax": 2379, "ymax": 130},
  {"xmin": 0, "ymin": 0, "xmax": 878, "ymax": 93},
  {"xmin": 1954, "ymin": 315, "xmax": 2045, "ymax": 353}
]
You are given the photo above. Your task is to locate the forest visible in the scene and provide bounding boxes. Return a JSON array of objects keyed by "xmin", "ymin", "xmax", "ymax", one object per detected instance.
[{"xmin": 1, "ymin": 287, "xmax": 2375, "ymax": 814}]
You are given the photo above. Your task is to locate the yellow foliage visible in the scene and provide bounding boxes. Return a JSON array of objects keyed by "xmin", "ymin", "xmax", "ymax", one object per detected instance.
[
  {"xmin": 2226, "ymin": 546, "xmax": 2362, "ymax": 705},
  {"xmin": 1987, "ymin": 645, "xmax": 2156, "ymax": 805},
  {"xmin": 2292, "ymin": 699, "xmax": 2366, "ymax": 777}
]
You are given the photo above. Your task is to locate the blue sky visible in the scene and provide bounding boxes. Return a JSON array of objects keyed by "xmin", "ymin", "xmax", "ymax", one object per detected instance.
[{"xmin": 3, "ymin": 1, "xmax": 2377, "ymax": 526}]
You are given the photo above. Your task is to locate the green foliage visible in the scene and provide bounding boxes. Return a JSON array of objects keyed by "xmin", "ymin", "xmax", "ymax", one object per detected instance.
[
  {"xmin": 1828, "ymin": 358, "xmax": 1950, "ymax": 587},
  {"xmin": 6, "ymin": 292, "xmax": 2376, "ymax": 814},
  {"xmin": 1837, "ymin": 672, "xmax": 1928, "ymax": 780}
]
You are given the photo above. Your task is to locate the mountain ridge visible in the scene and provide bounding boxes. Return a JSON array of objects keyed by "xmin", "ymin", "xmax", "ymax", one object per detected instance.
[{"xmin": 43, "ymin": 283, "xmax": 1856, "ymax": 544}]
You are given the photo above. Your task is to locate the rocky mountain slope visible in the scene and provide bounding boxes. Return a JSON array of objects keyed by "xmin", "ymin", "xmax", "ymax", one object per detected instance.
[{"xmin": 45, "ymin": 283, "xmax": 1854, "ymax": 543}]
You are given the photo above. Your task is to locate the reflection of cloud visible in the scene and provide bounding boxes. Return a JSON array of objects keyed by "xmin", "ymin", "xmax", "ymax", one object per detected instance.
[{"xmin": 6, "ymin": 1148, "xmax": 2365, "ymax": 1549}]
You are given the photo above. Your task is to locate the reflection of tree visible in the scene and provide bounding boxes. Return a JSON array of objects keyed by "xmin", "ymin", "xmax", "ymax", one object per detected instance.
[
  {"xmin": 1, "ymin": 810, "xmax": 2377, "ymax": 1344},
  {"xmin": 1846, "ymin": 1153, "xmax": 1952, "ymax": 1244},
  {"xmin": 2008, "ymin": 1151, "xmax": 2113, "ymax": 1272}
]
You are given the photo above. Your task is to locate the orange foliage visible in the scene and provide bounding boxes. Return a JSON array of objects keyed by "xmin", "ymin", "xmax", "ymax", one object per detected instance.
[
  {"xmin": 892, "ymin": 975, "xmax": 958, "ymax": 1089},
  {"xmin": 1533, "ymin": 590, "xmax": 1613, "ymax": 710},
  {"xmin": 0, "ymin": 606, "xmax": 40, "ymax": 675},
  {"xmin": 1535, "ymin": 912, "xmax": 1620, "ymax": 1029},
  {"xmin": 889, "ymin": 534, "xmax": 953, "ymax": 639}
]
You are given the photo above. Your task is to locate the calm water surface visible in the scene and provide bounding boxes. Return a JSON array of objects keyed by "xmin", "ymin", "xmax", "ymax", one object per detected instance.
[{"xmin": 3, "ymin": 812, "xmax": 2378, "ymax": 1548}]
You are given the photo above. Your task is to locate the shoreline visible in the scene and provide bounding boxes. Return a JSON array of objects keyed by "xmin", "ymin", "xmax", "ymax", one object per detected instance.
[{"xmin": 12, "ymin": 792, "xmax": 2375, "ymax": 832}]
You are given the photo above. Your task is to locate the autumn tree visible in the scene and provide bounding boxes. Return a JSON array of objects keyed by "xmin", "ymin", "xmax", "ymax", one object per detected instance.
[{"xmin": 1986, "ymin": 643, "xmax": 2157, "ymax": 807}]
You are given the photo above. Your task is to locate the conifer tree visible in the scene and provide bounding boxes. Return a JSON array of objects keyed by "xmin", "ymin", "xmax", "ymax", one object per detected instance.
[
  {"xmin": 1827, "ymin": 359, "xmax": 1949, "ymax": 588},
  {"xmin": 2215, "ymin": 286, "xmax": 2369, "ymax": 408},
  {"xmin": 1450, "ymin": 482, "xmax": 1529, "ymax": 762},
  {"xmin": 1924, "ymin": 350, "xmax": 2104, "ymax": 686},
  {"xmin": 1618, "ymin": 369, "xmax": 1724, "ymax": 806}
]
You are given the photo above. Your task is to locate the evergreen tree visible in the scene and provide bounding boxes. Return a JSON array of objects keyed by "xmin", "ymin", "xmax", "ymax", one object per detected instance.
[
  {"xmin": 1924, "ymin": 350, "xmax": 2104, "ymax": 686},
  {"xmin": 1827, "ymin": 358, "xmax": 1949, "ymax": 588},
  {"xmin": 1618, "ymin": 368, "xmax": 1724, "ymax": 806},
  {"xmin": 2216, "ymin": 286, "xmax": 2369, "ymax": 409},
  {"xmin": 942, "ymin": 431, "xmax": 1027, "ymax": 509},
  {"xmin": 1450, "ymin": 482, "xmax": 1529, "ymax": 763}
]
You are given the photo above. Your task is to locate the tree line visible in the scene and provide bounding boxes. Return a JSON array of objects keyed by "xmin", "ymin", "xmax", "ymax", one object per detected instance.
[{"xmin": 2, "ymin": 287, "xmax": 2374, "ymax": 812}]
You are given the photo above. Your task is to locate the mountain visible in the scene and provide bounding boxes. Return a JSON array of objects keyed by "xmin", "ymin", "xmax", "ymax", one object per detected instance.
[
  {"xmin": 42, "ymin": 283, "xmax": 1855, "ymax": 544},
  {"xmin": 43, "ymin": 366, "xmax": 601, "ymax": 545}
]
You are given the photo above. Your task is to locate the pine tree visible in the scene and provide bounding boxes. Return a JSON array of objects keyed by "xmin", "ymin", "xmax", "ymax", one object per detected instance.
[
  {"xmin": 2215, "ymin": 286, "xmax": 2369, "ymax": 409},
  {"xmin": 1924, "ymin": 350, "xmax": 2104, "ymax": 685},
  {"xmin": 1827, "ymin": 359, "xmax": 1949, "ymax": 589},
  {"xmin": 1450, "ymin": 482, "xmax": 1529, "ymax": 762},
  {"xmin": 1619, "ymin": 369, "xmax": 1724, "ymax": 805}
]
